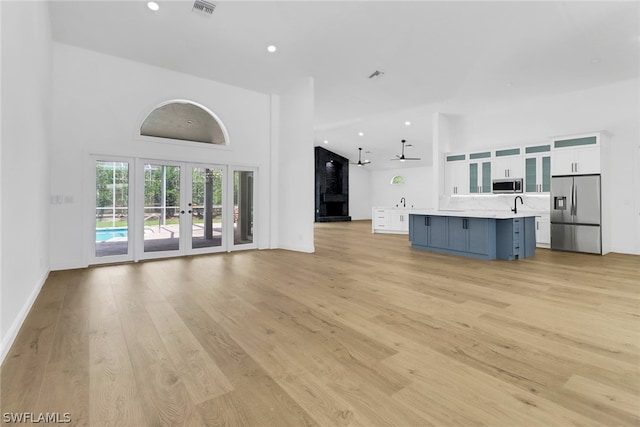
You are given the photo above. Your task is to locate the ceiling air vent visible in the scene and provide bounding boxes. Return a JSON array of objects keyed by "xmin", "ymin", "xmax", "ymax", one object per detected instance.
[{"xmin": 192, "ymin": 0, "xmax": 216, "ymax": 16}]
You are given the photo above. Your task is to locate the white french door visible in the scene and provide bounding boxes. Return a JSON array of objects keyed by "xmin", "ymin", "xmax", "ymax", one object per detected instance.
[
  {"xmin": 136, "ymin": 160, "xmax": 228, "ymax": 260},
  {"xmin": 91, "ymin": 157, "xmax": 134, "ymax": 264},
  {"xmin": 229, "ymin": 167, "xmax": 257, "ymax": 251},
  {"xmin": 137, "ymin": 159, "xmax": 185, "ymax": 260},
  {"xmin": 91, "ymin": 156, "xmax": 258, "ymax": 265},
  {"xmin": 188, "ymin": 163, "xmax": 227, "ymax": 255}
]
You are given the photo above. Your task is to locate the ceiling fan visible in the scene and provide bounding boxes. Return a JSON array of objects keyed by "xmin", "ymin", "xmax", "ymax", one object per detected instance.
[
  {"xmin": 391, "ymin": 139, "xmax": 420, "ymax": 162},
  {"xmin": 351, "ymin": 147, "xmax": 371, "ymax": 166}
]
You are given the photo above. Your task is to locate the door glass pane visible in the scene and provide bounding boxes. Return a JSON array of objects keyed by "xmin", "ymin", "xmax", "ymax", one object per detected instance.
[
  {"xmin": 542, "ymin": 156, "xmax": 551, "ymax": 192},
  {"xmin": 469, "ymin": 163, "xmax": 478, "ymax": 193},
  {"xmin": 482, "ymin": 162, "xmax": 491, "ymax": 193},
  {"xmin": 95, "ymin": 161, "xmax": 129, "ymax": 257},
  {"xmin": 234, "ymin": 171, "xmax": 254, "ymax": 245},
  {"xmin": 525, "ymin": 158, "xmax": 537, "ymax": 192},
  {"xmin": 191, "ymin": 167, "xmax": 223, "ymax": 249},
  {"xmin": 143, "ymin": 163, "xmax": 181, "ymax": 252}
]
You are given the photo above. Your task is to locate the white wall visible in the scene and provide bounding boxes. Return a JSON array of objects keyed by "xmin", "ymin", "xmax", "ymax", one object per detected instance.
[
  {"xmin": 449, "ymin": 78, "xmax": 640, "ymax": 254},
  {"xmin": 348, "ymin": 165, "xmax": 372, "ymax": 220},
  {"xmin": 370, "ymin": 166, "xmax": 435, "ymax": 210},
  {"xmin": 277, "ymin": 78, "xmax": 315, "ymax": 252},
  {"xmin": 1, "ymin": 1, "xmax": 52, "ymax": 361},
  {"xmin": 50, "ymin": 43, "xmax": 274, "ymax": 269}
]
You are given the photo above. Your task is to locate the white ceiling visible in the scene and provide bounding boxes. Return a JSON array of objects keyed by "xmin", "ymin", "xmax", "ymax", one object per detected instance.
[{"xmin": 49, "ymin": 1, "xmax": 640, "ymax": 169}]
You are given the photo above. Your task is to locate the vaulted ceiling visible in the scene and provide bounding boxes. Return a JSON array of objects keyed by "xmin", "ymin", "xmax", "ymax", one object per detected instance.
[{"xmin": 49, "ymin": 1, "xmax": 640, "ymax": 169}]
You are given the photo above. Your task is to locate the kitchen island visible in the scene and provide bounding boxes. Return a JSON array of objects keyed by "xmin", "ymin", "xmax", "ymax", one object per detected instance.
[{"xmin": 409, "ymin": 211, "xmax": 536, "ymax": 261}]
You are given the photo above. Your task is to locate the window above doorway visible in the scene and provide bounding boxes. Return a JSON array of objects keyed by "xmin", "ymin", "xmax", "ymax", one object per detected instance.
[{"xmin": 140, "ymin": 100, "xmax": 228, "ymax": 145}]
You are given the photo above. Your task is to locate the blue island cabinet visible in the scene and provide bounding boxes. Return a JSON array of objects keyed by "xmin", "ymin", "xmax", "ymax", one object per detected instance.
[{"xmin": 409, "ymin": 214, "xmax": 535, "ymax": 261}]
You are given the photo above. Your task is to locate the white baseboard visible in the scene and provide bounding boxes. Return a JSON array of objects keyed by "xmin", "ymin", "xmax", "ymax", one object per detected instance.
[
  {"xmin": 277, "ymin": 243, "xmax": 315, "ymax": 253},
  {"xmin": 0, "ymin": 269, "xmax": 50, "ymax": 364},
  {"xmin": 51, "ymin": 259, "xmax": 86, "ymax": 271}
]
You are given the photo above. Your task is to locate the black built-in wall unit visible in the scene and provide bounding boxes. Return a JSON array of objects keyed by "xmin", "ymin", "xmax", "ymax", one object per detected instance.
[{"xmin": 315, "ymin": 146, "xmax": 351, "ymax": 222}]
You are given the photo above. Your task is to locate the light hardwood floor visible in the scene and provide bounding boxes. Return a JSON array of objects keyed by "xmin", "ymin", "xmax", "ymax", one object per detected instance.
[{"xmin": 2, "ymin": 220, "xmax": 639, "ymax": 426}]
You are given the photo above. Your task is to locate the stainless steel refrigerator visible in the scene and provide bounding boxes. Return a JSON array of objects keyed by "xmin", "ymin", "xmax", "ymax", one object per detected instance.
[{"xmin": 550, "ymin": 174, "xmax": 601, "ymax": 254}]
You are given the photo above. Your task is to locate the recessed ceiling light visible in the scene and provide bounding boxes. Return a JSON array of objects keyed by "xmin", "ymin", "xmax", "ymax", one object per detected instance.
[
  {"xmin": 267, "ymin": 45, "xmax": 277, "ymax": 53},
  {"xmin": 147, "ymin": 1, "xmax": 160, "ymax": 11},
  {"xmin": 405, "ymin": 121, "xmax": 411, "ymax": 126},
  {"xmin": 358, "ymin": 132, "xmax": 364, "ymax": 136},
  {"xmin": 323, "ymin": 140, "xmax": 328, "ymax": 144},
  {"xmin": 186, "ymin": 120, "xmax": 193, "ymax": 125}
]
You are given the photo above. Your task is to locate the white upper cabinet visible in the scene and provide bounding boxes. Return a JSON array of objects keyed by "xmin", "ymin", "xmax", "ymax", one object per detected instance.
[
  {"xmin": 444, "ymin": 154, "xmax": 468, "ymax": 195},
  {"xmin": 468, "ymin": 151, "xmax": 492, "ymax": 194},
  {"xmin": 551, "ymin": 135, "xmax": 600, "ymax": 175},
  {"xmin": 492, "ymin": 148, "xmax": 523, "ymax": 179},
  {"xmin": 524, "ymin": 144, "xmax": 551, "ymax": 193}
]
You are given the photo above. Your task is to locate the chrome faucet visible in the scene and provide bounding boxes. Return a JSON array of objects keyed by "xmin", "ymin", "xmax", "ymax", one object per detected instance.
[
  {"xmin": 512, "ymin": 196, "xmax": 523, "ymax": 214},
  {"xmin": 400, "ymin": 197, "xmax": 406, "ymax": 208}
]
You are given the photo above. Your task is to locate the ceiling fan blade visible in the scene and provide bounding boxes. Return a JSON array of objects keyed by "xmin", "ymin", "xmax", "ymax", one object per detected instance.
[{"xmin": 404, "ymin": 157, "xmax": 421, "ymax": 160}]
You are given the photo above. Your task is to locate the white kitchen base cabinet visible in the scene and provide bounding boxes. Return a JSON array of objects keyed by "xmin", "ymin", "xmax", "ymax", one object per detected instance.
[
  {"xmin": 372, "ymin": 208, "xmax": 412, "ymax": 234},
  {"xmin": 535, "ymin": 215, "xmax": 550, "ymax": 248}
]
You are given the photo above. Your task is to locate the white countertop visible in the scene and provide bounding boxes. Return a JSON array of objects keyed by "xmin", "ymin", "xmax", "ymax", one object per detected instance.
[{"xmin": 408, "ymin": 209, "xmax": 538, "ymax": 219}]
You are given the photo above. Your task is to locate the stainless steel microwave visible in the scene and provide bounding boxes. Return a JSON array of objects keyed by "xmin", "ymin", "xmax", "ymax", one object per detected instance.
[{"xmin": 492, "ymin": 178, "xmax": 523, "ymax": 193}]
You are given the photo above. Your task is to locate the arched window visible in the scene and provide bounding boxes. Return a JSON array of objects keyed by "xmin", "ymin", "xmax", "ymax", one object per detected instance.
[
  {"xmin": 140, "ymin": 100, "xmax": 228, "ymax": 145},
  {"xmin": 390, "ymin": 175, "xmax": 405, "ymax": 185}
]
